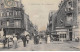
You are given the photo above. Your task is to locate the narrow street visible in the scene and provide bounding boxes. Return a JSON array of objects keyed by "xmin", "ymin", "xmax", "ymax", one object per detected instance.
[{"xmin": 0, "ymin": 40, "xmax": 80, "ymax": 51}]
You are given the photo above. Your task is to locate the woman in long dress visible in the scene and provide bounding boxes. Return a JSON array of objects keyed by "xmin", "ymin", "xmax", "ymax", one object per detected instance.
[
  {"xmin": 47, "ymin": 35, "xmax": 50, "ymax": 43},
  {"xmin": 13, "ymin": 35, "xmax": 17, "ymax": 49}
]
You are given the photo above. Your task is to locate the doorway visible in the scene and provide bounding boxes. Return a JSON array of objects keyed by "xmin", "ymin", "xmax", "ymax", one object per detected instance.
[{"xmin": 69, "ymin": 32, "xmax": 72, "ymax": 41}]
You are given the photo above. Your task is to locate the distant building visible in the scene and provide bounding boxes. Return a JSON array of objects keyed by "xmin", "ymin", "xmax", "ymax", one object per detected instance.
[
  {"xmin": 47, "ymin": 11, "xmax": 58, "ymax": 41},
  {"xmin": 23, "ymin": 13, "xmax": 38, "ymax": 37},
  {"xmin": 39, "ymin": 31, "xmax": 46, "ymax": 38}
]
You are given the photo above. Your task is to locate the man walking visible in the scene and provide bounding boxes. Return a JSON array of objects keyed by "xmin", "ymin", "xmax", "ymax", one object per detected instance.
[{"xmin": 21, "ymin": 35, "xmax": 27, "ymax": 47}]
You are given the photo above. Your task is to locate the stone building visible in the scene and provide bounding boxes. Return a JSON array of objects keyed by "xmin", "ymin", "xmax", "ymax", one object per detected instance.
[
  {"xmin": 55, "ymin": 0, "xmax": 80, "ymax": 41},
  {"xmin": 0, "ymin": 0, "xmax": 25, "ymax": 37},
  {"xmin": 47, "ymin": 0, "xmax": 80, "ymax": 41},
  {"xmin": 47, "ymin": 11, "xmax": 58, "ymax": 41}
]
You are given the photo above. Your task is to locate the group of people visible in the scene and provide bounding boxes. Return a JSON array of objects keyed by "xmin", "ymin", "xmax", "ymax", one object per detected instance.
[
  {"xmin": 4, "ymin": 34, "xmax": 30, "ymax": 49},
  {"xmin": 3, "ymin": 34, "xmax": 51, "ymax": 49}
]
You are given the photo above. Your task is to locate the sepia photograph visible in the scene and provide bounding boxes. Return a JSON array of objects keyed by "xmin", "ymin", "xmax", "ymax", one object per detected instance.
[{"xmin": 0, "ymin": 0, "xmax": 80, "ymax": 51}]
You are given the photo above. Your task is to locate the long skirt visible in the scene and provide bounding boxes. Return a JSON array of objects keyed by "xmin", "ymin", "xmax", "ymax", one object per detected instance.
[{"xmin": 13, "ymin": 41, "xmax": 17, "ymax": 49}]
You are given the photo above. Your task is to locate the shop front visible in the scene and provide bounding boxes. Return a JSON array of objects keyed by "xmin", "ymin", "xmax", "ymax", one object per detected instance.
[{"xmin": 55, "ymin": 27, "xmax": 67, "ymax": 41}]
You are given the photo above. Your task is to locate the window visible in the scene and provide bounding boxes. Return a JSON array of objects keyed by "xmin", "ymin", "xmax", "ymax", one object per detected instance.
[
  {"xmin": 60, "ymin": 34, "xmax": 66, "ymax": 38},
  {"xmin": 9, "ymin": 12, "xmax": 13, "ymax": 16},
  {"xmin": 1, "ymin": 12, "xmax": 3, "ymax": 17},
  {"xmin": 16, "ymin": 11, "xmax": 18, "ymax": 16},
  {"xmin": 69, "ymin": 29, "xmax": 72, "ymax": 31},
  {"xmin": 15, "ymin": 20, "xmax": 21, "ymax": 27},
  {"xmin": 7, "ymin": 12, "xmax": 9, "ymax": 16},
  {"xmin": 7, "ymin": 20, "xmax": 9, "ymax": 26}
]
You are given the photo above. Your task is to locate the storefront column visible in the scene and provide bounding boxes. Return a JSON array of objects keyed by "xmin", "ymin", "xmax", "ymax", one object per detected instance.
[{"xmin": 66, "ymin": 29, "xmax": 69, "ymax": 41}]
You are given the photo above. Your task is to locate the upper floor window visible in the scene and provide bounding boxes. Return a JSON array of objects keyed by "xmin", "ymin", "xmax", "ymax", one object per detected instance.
[
  {"xmin": 9, "ymin": 12, "xmax": 13, "ymax": 16},
  {"xmin": 7, "ymin": 20, "xmax": 9, "ymax": 26},
  {"xmin": 7, "ymin": 12, "xmax": 9, "ymax": 16},
  {"xmin": 78, "ymin": 0, "xmax": 80, "ymax": 3},
  {"xmin": 0, "ymin": 12, "xmax": 3, "ymax": 17},
  {"xmin": 16, "ymin": 11, "xmax": 18, "ymax": 16},
  {"xmin": 18, "ymin": 11, "xmax": 21, "ymax": 16},
  {"xmin": 67, "ymin": 0, "xmax": 73, "ymax": 8}
]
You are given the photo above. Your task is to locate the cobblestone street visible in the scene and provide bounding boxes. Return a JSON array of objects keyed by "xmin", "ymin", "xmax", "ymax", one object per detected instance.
[{"xmin": 0, "ymin": 40, "xmax": 80, "ymax": 51}]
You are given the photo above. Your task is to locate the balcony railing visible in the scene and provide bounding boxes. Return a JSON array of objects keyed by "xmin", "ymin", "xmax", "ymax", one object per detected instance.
[
  {"xmin": 0, "ymin": 16, "xmax": 22, "ymax": 19},
  {"xmin": 2, "ymin": 24, "xmax": 22, "ymax": 28}
]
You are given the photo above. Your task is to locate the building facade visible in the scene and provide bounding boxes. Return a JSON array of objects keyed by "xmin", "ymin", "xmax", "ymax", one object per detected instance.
[
  {"xmin": 47, "ymin": 0, "xmax": 80, "ymax": 41},
  {"xmin": 56, "ymin": 0, "xmax": 80, "ymax": 41},
  {"xmin": 0, "ymin": 0, "xmax": 25, "ymax": 37}
]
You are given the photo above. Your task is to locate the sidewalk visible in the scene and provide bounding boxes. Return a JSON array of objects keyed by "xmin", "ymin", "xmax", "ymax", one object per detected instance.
[
  {"xmin": 0, "ymin": 43, "xmax": 3, "ymax": 48},
  {"xmin": 66, "ymin": 41, "xmax": 80, "ymax": 49}
]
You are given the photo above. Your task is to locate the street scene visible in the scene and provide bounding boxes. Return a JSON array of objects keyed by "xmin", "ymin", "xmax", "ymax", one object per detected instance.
[{"xmin": 0, "ymin": 0, "xmax": 80, "ymax": 51}]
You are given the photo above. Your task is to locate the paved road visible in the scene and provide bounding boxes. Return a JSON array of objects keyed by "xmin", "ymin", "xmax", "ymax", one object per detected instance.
[{"xmin": 0, "ymin": 40, "xmax": 80, "ymax": 51}]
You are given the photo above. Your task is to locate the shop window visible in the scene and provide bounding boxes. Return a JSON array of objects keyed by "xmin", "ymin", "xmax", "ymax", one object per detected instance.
[
  {"xmin": 60, "ymin": 34, "xmax": 66, "ymax": 38},
  {"xmin": 68, "ymin": 2, "xmax": 72, "ymax": 7},
  {"xmin": 69, "ymin": 29, "xmax": 72, "ymax": 31},
  {"xmin": 18, "ymin": 11, "xmax": 21, "ymax": 16},
  {"xmin": 9, "ymin": 12, "xmax": 13, "ymax": 16}
]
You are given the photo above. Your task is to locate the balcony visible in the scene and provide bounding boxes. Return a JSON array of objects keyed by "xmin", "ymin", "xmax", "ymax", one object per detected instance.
[
  {"xmin": 65, "ymin": 17, "xmax": 73, "ymax": 27},
  {"xmin": 65, "ymin": 8, "xmax": 73, "ymax": 14},
  {"xmin": 0, "ymin": 16, "xmax": 22, "ymax": 20},
  {"xmin": 2, "ymin": 23, "xmax": 22, "ymax": 29}
]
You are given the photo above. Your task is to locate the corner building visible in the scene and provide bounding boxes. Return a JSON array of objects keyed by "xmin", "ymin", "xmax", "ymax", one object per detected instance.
[
  {"xmin": 0, "ymin": 0, "xmax": 25, "ymax": 37},
  {"xmin": 55, "ymin": 0, "xmax": 80, "ymax": 41}
]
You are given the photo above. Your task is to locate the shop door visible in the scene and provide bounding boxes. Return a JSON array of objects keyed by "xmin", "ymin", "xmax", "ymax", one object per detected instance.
[{"xmin": 69, "ymin": 32, "xmax": 72, "ymax": 41}]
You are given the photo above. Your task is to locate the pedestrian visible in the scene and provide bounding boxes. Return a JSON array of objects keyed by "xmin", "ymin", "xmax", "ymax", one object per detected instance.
[
  {"xmin": 13, "ymin": 35, "xmax": 17, "ymax": 49},
  {"xmin": 39, "ymin": 36, "xmax": 42, "ymax": 44},
  {"xmin": 3, "ymin": 36, "xmax": 7, "ymax": 48},
  {"xmin": 21, "ymin": 35, "xmax": 27, "ymax": 47},
  {"xmin": 36, "ymin": 35, "xmax": 39, "ymax": 44},
  {"xmin": 26, "ymin": 35, "xmax": 30, "ymax": 44},
  {"xmin": 47, "ymin": 35, "xmax": 50, "ymax": 43},
  {"xmin": 34, "ymin": 35, "xmax": 36, "ymax": 44}
]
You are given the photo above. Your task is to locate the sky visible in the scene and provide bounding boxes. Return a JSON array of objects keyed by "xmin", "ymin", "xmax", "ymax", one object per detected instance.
[{"xmin": 22, "ymin": 0, "xmax": 61, "ymax": 31}]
